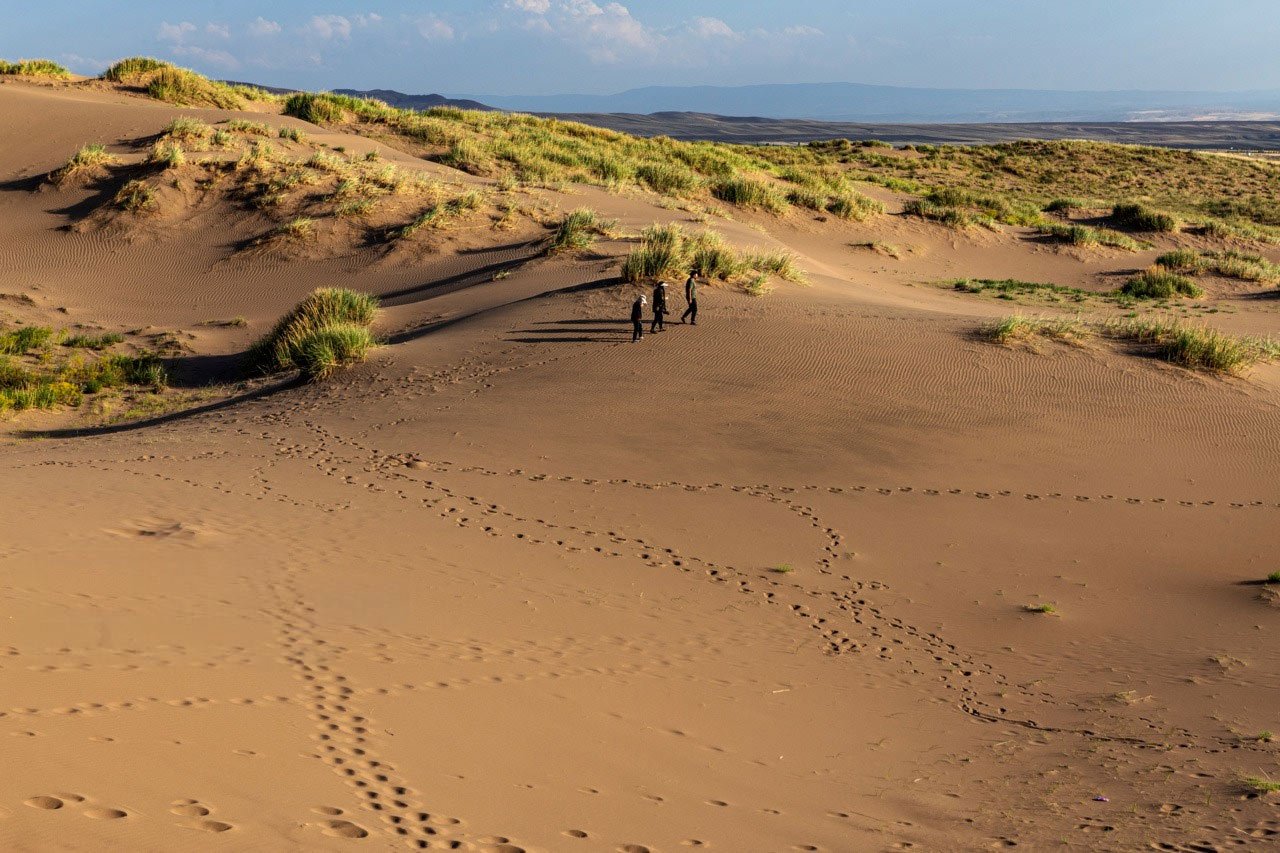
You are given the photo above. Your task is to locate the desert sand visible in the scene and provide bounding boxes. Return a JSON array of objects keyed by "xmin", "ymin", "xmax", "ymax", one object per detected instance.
[{"xmin": 1, "ymin": 76, "xmax": 1279, "ymax": 853}]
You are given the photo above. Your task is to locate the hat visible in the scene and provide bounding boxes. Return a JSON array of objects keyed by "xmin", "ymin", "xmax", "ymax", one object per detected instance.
[
  {"xmin": 658, "ymin": 281, "xmax": 668, "ymax": 287},
  {"xmin": 639, "ymin": 295, "xmax": 647, "ymax": 302}
]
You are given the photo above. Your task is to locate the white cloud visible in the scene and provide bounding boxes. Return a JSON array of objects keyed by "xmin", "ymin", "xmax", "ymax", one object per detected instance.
[
  {"xmin": 354, "ymin": 13, "xmax": 383, "ymax": 27},
  {"xmin": 172, "ymin": 44, "xmax": 240, "ymax": 69},
  {"xmin": 507, "ymin": 0, "xmax": 551, "ymax": 12},
  {"xmin": 783, "ymin": 25, "xmax": 824, "ymax": 38},
  {"xmin": 416, "ymin": 16, "xmax": 455, "ymax": 41},
  {"xmin": 307, "ymin": 14, "xmax": 353, "ymax": 41},
  {"xmin": 248, "ymin": 17, "xmax": 282, "ymax": 37},
  {"xmin": 158, "ymin": 21, "xmax": 197, "ymax": 42},
  {"xmin": 205, "ymin": 22, "xmax": 230, "ymax": 39},
  {"xmin": 688, "ymin": 17, "xmax": 740, "ymax": 40}
]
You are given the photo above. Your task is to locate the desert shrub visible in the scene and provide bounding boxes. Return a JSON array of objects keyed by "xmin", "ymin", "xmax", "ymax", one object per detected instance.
[
  {"xmin": 1112, "ymin": 202, "xmax": 1178, "ymax": 233},
  {"xmin": 282, "ymin": 92, "xmax": 345, "ymax": 125},
  {"xmin": 163, "ymin": 117, "xmax": 212, "ymax": 144},
  {"xmin": 101, "ymin": 57, "xmax": 169, "ymax": 82},
  {"xmin": 0, "ymin": 58, "xmax": 71, "ymax": 77},
  {"xmin": 621, "ymin": 223, "xmax": 687, "ymax": 281},
  {"xmin": 687, "ymin": 232, "xmax": 742, "ymax": 280},
  {"xmin": 740, "ymin": 250, "xmax": 805, "ymax": 282},
  {"xmin": 983, "ymin": 315, "xmax": 1089, "ymax": 346},
  {"xmin": 1121, "ymin": 267, "xmax": 1203, "ymax": 299},
  {"xmin": 274, "ymin": 217, "xmax": 316, "ymax": 242},
  {"xmin": 904, "ymin": 199, "xmax": 992, "ymax": 229},
  {"xmin": 786, "ymin": 187, "xmax": 827, "ymax": 211},
  {"xmin": 392, "ymin": 191, "xmax": 482, "ymax": 240},
  {"xmin": 146, "ymin": 66, "xmax": 243, "ymax": 109},
  {"xmin": 438, "ymin": 139, "xmax": 492, "ymax": 174},
  {"xmin": 292, "ymin": 324, "xmax": 377, "ymax": 381},
  {"xmin": 248, "ymin": 288, "xmax": 379, "ymax": 374},
  {"xmin": 114, "ymin": 179, "xmax": 157, "ymax": 212},
  {"xmin": 278, "ymin": 126, "xmax": 305, "ymax": 142}
]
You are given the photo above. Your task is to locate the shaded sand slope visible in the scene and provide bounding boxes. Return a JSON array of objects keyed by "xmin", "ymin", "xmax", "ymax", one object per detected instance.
[{"xmin": 1, "ymin": 80, "xmax": 1279, "ymax": 851}]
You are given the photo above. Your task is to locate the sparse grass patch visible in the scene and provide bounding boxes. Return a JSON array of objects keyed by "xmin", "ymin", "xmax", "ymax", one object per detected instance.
[
  {"xmin": 711, "ymin": 177, "xmax": 786, "ymax": 213},
  {"xmin": 1024, "ymin": 603, "xmax": 1058, "ymax": 614},
  {"xmin": 903, "ymin": 199, "xmax": 994, "ymax": 230},
  {"xmin": 770, "ymin": 564, "xmax": 795, "ymax": 574},
  {"xmin": 984, "ymin": 315, "xmax": 1089, "ymax": 347},
  {"xmin": 951, "ymin": 278, "xmax": 1094, "ymax": 302},
  {"xmin": 827, "ymin": 191, "xmax": 884, "ymax": 221},
  {"xmin": 1037, "ymin": 222, "xmax": 1142, "ymax": 251},
  {"xmin": 163, "ymin": 117, "xmax": 212, "ymax": 144},
  {"xmin": 1266, "ymin": 571, "xmax": 1280, "ymax": 585},
  {"xmin": 852, "ymin": 241, "xmax": 901, "ymax": 258},
  {"xmin": 247, "ymin": 288, "xmax": 380, "ymax": 378},
  {"xmin": 274, "ymin": 217, "xmax": 316, "ymax": 242},
  {"xmin": 1121, "ymin": 267, "xmax": 1203, "ymax": 299},
  {"xmin": 278, "ymin": 126, "xmax": 305, "ymax": 143},
  {"xmin": 54, "ymin": 144, "xmax": 118, "ymax": 184},
  {"xmin": 621, "ymin": 224, "xmax": 804, "ymax": 288},
  {"xmin": 115, "ymin": 176, "xmax": 158, "ymax": 211},
  {"xmin": 740, "ymin": 249, "xmax": 805, "ymax": 283},
  {"xmin": 0, "ymin": 58, "xmax": 71, "ymax": 78},
  {"xmin": 224, "ymin": 119, "xmax": 271, "ymax": 136},
  {"xmin": 147, "ymin": 140, "xmax": 186, "ymax": 169},
  {"xmin": 636, "ymin": 163, "xmax": 701, "ymax": 196},
  {"xmin": 392, "ymin": 191, "xmax": 482, "ymax": 240},
  {"xmin": 741, "ymin": 274, "xmax": 772, "ymax": 297},
  {"xmin": 62, "ymin": 332, "xmax": 124, "ymax": 350},
  {"xmin": 1241, "ymin": 776, "xmax": 1280, "ymax": 795}
]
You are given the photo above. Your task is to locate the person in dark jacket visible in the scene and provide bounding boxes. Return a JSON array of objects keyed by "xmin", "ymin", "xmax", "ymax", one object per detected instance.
[
  {"xmin": 680, "ymin": 270, "xmax": 699, "ymax": 325},
  {"xmin": 631, "ymin": 293, "xmax": 647, "ymax": 342},
  {"xmin": 651, "ymin": 281, "xmax": 668, "ymax": 333}
]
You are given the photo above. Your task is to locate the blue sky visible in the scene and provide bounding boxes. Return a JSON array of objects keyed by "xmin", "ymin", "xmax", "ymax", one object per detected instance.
[{"xmin": 4, "ymin": 1, "xmax": 1278, "ymax": 96}]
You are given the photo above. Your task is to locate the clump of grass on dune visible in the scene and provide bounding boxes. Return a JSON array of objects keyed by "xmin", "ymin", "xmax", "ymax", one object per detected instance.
[
  {"xmin": 163, "ymin": 117, "xmax": 213, "ymax": 146},
  {"xmin": 1111, "ymin": 202, "xmax": 1179, "ymax": 233},
  {"xmin": 1023, "ymin": 603, "xmax": 1058, "ymax": 614},
  {"xmin": 1037, "ymin": 222, "xmax": 1142, "ymax": 251},
  {"xmin": 1156, "ymin": 249, "xmax": 1280, "ymax": 283},
  {"xmin": 1120, "ymin": 267, "xmax": 1203, "ymax": 299},
  {"xmin": 62, "ymin": 331, "xmax": 124, "ymax": 350},
  {"xmin": 113, "ymin": 179, "xmax": 157, "ymax": 212},
  {"xmin": 983, "ymin": 315, "xmax": 1089, "ymax": 347},
  {"xmin": 903, "ymin": 199, "xmax": 995, "ymax": 230},
  {"xmin": 281, "ymin": 92, "xmax": 348, "ymax": 125},
  {"xmin": 1241, "ymin": 776, "xmax": 1280, "ymax": 796},
  {"xmin": 621, "ymin": 223, "xmax": 804, "ymax": 288},
  {"xmin": 548, "ymin": 207, "xmax": 616, "ymax": 252},
  {"xmin": 145, "ymin": 66, "xmax": 243, "ymax": 110},
  {"xmin": 951, "ymin": 278, "xmax": 1093, "ymax": 302},
  {"xmin": 1104, "ymin": 317, "xmax": 1279, "ymax": 373},
  {"xmin": 392, "ymin": 191, "xmax": 482, "ymax": 240},
  {"xmin": 101, "ymin": 56, "xmax": 169, "ymax": 82},
  {"xmin": 278, "ymin": 126, "xmax": 305, "ymax": 143},
  {"xmin": 247, "ymin": 288, "xmax": 380, "ymax": 379},
  {"xmin": 273, "ymin": 216, "xmax": 316, "ymax": 242},
  {"xmin": 224, "ymin": 119, "xmax": 271, "ymax": 136},
  {"xmin": 711, "ymin": 177, "xmax": 786, "ymax": 213},
  {"xmin": 0, "ymin": 326, "xmax": 54, "ymax": 355},
  {"xmin": 827, "ymin": 191, "xmax": 884, "ymax": 221},
  {"xmin": 52, "ymin": 143, "xmax": 119, "ymax": 185},
  {"xmin": 147, "ymin": 140, "xmax": 186, "ymax": 170},
  {"xmin": 636, "ymin": 162, "xmax": 702, "ymax": 196},
  {"xmin": 0, "ymin": 58, "xmax": 71, "ymax": 78}
]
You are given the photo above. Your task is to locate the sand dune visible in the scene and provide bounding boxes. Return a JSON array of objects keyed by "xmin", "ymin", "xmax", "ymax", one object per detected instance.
[{"xmin": 1, "ymin": 76, "xmax": 1279, "ymax": 852}]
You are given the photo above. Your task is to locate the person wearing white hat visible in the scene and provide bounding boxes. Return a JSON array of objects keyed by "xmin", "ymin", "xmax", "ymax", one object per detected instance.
[
  {"xmin": 650, "ymin": 281, "xmax": 669, "ymax": 333},
  {"xmin": 631, "ymin": 293, "xmax": 647, "ymax": 342}
]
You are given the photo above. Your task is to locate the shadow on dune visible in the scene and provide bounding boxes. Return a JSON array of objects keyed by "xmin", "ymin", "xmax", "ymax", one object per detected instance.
[
  {"xmin": 15, "ymin": 376, "xmax": 303, "ymax": 439},
  {"xmin": 377, "ymin": 240, "xmax": 545, "ymax": 307}
]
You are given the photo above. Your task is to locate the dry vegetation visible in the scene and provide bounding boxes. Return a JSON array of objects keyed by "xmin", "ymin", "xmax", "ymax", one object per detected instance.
[
  {"xmin": 248, "ymin": 288, "xmax": 380, "ymax": 380},
  {"xmin": 0, "ymin": 58, "xmax": 71, "ymax": 78}
]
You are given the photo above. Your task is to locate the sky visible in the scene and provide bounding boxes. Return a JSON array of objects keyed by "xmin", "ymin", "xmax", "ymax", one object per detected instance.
[{"xmin": 3, "ymin": 1, "xmax": 1279, "ymax": 96}]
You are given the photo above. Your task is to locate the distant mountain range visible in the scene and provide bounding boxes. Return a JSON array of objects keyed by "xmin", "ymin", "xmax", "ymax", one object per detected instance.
[
  {"xmin": 461, "ymin": 82, "xmax": 1280, "ymax": 124},
  {"xmin": 224, "ymin": 81, "xmax": 490, "ymax": 112}
]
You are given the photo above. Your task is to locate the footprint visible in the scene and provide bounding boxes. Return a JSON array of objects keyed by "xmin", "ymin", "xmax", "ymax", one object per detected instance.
[
  {"xmin": 171, "ymin": 804, "xmax": 210, "ymax": 817},
  {"xmin": 83, "ymin": 807, "xmax": 128, "ymax": 820},
  {"xmin": 187, "ymin": 820, "xmax": 233, "ymax": 833},
  {"xmin": 319, "ymin": 819, "xmax": 369, "ymax": 839},
  {"xmin": 24, "ymin": 796, "xmax": 63, "ymax": 810}
]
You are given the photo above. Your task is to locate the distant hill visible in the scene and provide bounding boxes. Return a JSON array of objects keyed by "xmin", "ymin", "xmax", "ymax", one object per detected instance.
[
  {"xmin": 224, "ymin": 81, "xmax": 491, "ymax": 112},
  {"xmin": 331, "ymin": 89, "xmax": 492, "ymax": 112},
  {"xmin": 468, "ymin": 82, "xmax": 1280, "ymax": 124}
]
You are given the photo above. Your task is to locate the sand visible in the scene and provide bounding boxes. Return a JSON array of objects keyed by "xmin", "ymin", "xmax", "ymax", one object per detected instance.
[{"xmin": 1, "ymin": 78, "xmax": 1279, "ymax": 851}]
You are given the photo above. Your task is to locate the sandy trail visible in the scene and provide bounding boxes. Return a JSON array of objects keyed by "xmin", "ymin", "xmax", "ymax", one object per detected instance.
[{"xmin": 1, "ymin": 80, "xmax": 1279, "ymax": 851}]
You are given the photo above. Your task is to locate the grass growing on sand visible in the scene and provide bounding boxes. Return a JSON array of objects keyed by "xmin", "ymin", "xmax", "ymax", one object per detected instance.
[
  {"xmin": 1024, "ymin": 603, "xmax": 1058, "ymax": 614},
  {"xmin": 392, "ymin": 191, "xmax": 483, "ymax": 240},
  {"xmin": 63, "ymin": 332, "xmax": 125, "ymax": 350},
  {"xmin": 101, "ymin": 56, "xmax": 169, "ymax": 82},
  {"xmin": 548, "ymin": 207, "xmax": 616, "ymax": 252},
  {"xmin": 1036, "ymin": 223, "xmax": 1143, "ymax": 251},
  {"xmin": 0, "ymin": 58, "xmax": 71, "ymax": 77},
  {"xmin": 147, "ymin": 140, "xmax": 186, "ymax": 170},
  {"xmin": 1111, "ymin": 202, "xmax": 1178, "ymax": 233},
  {"xmin": 770, "ymin": 564, "xmax": 795, "ymax": 574},
  {"xmin": 1241, "ymin": 776, "xmax": 1280, "ymax": 795},
  {"xmin": 984, "ymin": 315, "xmax": 1089, "ymax": 347},
  {"xmin": 114, "ymin": 179, "xmax": 157, "ymax": 212},
  {"xmin": 621, "ymin": 224, "xmax": 804, "ymax": 288},
  {"xmin": 248, "ymin": 288, "xmax": 380, "ymax": 379},
  {"xmin": 1266, "ymin": 571, "xmax": 1280, "ymax": 585},
  {"xmin": 146, "ymin": 66, "xmax": 243, "ymax": 110},
  {"xmin": 951, "ymin": 278, "xmax": 1094, "ymax": 302},
  {"xmin": 1155, "ymin": 249, "xmax": 1280, "ymax": 283},
  {"xmin": 0, "ymin": 327, "xmax": 167, "ymax": 415},
  {"xmin": 53, "ymin": 144, "xmax": 119, "ymax": 184},
  {"xmin": 1120, "ymin": 268, "xmax": 1204, "ymax": 299},
  {"xmin": 0, "ymin": 326, "xmax": 54, "ymax": 355}
]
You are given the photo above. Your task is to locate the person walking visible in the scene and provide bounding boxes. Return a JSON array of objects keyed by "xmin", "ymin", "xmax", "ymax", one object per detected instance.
[
  {"xmin": 680, "ymin": 270, "xmax": 699, "ymax": 325},
  {"xmin": 650, "ymin": 281, "xmax": 668, "ymax": 333},
  {"xmin": 631, "ymin": 293, "xmax": 647, "ymax": 342}
]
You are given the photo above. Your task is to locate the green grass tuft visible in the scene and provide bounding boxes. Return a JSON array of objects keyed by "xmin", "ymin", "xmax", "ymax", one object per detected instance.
[
  {"xmin": 1121, "ymin": 268, "xmax": 1203, "ymax": 299},
  {"xmin": 146, "ymin": 66, "xmax": 242, "ymax": 109},
  {"xmin": 114, "ymin": 179, "xmax": 157, "ymax": 212},
  {"xmin": 1024, "ymin": 603, "xmax": 1058, "ymax": 614},
  {"xmin": 54, "ymin": 144, "xmax": 119, "ymax": 184},
  {"xmin": 1112, "ymin": 202, "xmax": 1179, "ymax": 233},
  {"xmin": 1266, "ymin": 571, "xmax": 1280, "ymax": 585},
  {"xmin": 247, "ymin": 288, "xmax": 380, "ymax": 375},
  {"xmin": 101, "ymin": 57, "xmax": 169, "ymax": 82},
  {"xmin": 0, "ymin": 58, "xmax": 71, "ymax": 78},
  {"xmin": 62, "ymin": 332, "xmax": 124, "ymax": 350},
  {"xmin": 0, "ymin": 326, "xmax": 54, "ymax": 355},
  {"xmin": 291, "ymin": 323, "xmax": 377, "ymax": 381},
  {"xmin": 549, "ymin": 207, "xmax": 614, "ymax": 252},
  {"xmin": 1241, "ymin": 776, "xmax": 1280, "ymax": 795}
]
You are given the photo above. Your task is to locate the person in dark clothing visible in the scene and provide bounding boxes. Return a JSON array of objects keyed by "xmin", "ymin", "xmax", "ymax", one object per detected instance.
[
  {"xmin": 631, "ymin": 294, "xmax": 647, "ymax": 342},
  {"xmin": 680, "ymin": 270, "xmax": 698, "ymax": 325},
  {"xmin": 651, "ymin": 282, "xmax": 668, "ymax": 333}
]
